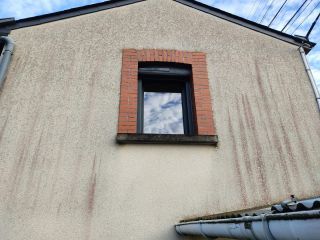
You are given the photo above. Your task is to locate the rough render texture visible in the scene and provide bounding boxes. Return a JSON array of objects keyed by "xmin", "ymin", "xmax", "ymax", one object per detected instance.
[{"xmin": 0, "ymin": 0, "xmax": 320, "ymax": 239}]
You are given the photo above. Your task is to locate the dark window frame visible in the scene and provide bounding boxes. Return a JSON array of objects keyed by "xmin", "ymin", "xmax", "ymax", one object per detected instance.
[
  {"xmin": 137, "ymin": 62, "xmax": 195, "ymax": 136},
  {"xmin": 0, "ymin": 41, "xmax": 4, "ymax": 55}
]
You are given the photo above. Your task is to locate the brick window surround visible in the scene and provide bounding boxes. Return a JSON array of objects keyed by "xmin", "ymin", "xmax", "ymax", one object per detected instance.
[{"xmin": 117, "ymin": 49, "xmax": 217, "ymax": 144}]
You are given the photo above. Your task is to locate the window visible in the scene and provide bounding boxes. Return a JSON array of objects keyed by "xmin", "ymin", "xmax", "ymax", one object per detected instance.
[
  {"xmin": 117, "ymin": 49, "xmax": 218, "ymax": 145},
  {"xmin": 137, "ymin": 62, "xmax": 194, "ymax": 135}
]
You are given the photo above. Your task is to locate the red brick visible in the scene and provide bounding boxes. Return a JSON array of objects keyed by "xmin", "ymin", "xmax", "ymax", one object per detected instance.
[{"xmin": 118, "ymin": 48, "xmax": 216, "ymax": 135}]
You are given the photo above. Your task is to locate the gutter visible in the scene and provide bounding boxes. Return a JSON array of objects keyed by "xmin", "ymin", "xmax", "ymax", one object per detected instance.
[
  {"xmin": 0, "ymin": 36, "xmax": 14, "ymax": 89},
  {"xmin": 175, "ymin": 210, "xmax": 320, "ymax": 240},
  {"xmin": 298, "ymin": 47, "xmax": 320, "ymax": 111}
]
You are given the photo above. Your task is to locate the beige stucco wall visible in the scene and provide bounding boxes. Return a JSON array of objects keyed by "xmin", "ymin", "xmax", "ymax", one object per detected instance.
[{"xmin": 0, "ymin": 0, "xmax": 320, "ymax": 239}]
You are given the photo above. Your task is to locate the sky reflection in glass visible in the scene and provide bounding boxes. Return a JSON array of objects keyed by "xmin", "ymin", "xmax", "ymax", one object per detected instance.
[{"xmin": 144, "ymin": 92, "xmax": 184, "ymax": 134}]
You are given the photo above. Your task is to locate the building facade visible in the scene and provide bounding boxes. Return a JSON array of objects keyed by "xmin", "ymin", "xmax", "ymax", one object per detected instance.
[{"xmin": 0, "ymin": 0, "xmax": 319, "ymax": 239}]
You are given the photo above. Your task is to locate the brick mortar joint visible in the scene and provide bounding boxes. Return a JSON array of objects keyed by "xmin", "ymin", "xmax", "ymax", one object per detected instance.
[{"xmin": 118, "ymin": 48, "xmax": 215, "ymax": 135}]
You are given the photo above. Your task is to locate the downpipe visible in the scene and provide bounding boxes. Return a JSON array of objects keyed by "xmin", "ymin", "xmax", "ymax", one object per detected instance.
[
  {"xmin": 298, "ymin": 47, "xmax": 320, "ymax": 111},
  {"xmin": 175, "ymin": 210, "xmax": 320, "ymax": 240},
  {"xmin": 0, "ymin": 36, "xmax": 15, "ymax": 89}
]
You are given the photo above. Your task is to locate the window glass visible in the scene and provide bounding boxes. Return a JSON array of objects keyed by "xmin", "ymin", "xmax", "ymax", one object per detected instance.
[
  {"xmin": 137, "ymin": 62, "xmax": 194, "ymax": 135},
  {"xmin": 143, "ymin": 92, "xmax": 184, "ymax": 134}
]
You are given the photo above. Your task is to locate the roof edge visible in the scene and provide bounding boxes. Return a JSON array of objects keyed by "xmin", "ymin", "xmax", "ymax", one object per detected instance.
[
  {"xmin": 3, "ymin": 0, "xmax": 146, "ymax": 30},
  {"xmin": 174, "ymin": 0, "xmax": 316, "ymax": 51},
  {"xmin": 0, "ymin": 0, "xmax": 316, "ymax": 52}
]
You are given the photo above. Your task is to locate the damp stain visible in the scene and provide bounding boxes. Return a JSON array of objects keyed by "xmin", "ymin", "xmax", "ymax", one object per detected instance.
[
  {"xmin": 70, "ymin": 76, "xmax": 96, "ymax": 200},
  {"xmin": 235, "ymin": 96, "xmax": 255, "ymax": 197},
  {"xmin": 8, "ymin": 107, "xmax": 41, "ymax": 207},
  {"xmin": 8, "ymin": 148, "xmax": 27, "ymax": 207},
  {"xmin": 0, "ymin": 114, "xmax": 9, "ymax": 145},
  {"xmin": 265, "ymin": 67, "xmax": 302, "ymax": 188},
  {"xmin": 85, "ymin": 154, "xmax": 98, "ymax": 240},
  {"xmin": 26, "ymin": 127, "xmax": 45, "ymax": 190},
  {"xmin": 227, "ymin": 108, "xmax": 248, "ymax": 207},
  {"xmin": 50, "ymin": 117, "xmax": 69, "ymax": 207},
  {"xmin": 241, "ymin": 94, "xmax": 270, "ymax": 202},
  {"xmin": 254, "ymin": 61, "xmax": 292, "ymax": 194},
  {"xmin": 288, "ymin": 94, "xmax": 317, "ymax": 186}
]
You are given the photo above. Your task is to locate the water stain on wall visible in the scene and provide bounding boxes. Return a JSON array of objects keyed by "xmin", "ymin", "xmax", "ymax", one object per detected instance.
[{"xmin": 227, "ymin": 108, "xmax": 248, "ymax": 207}]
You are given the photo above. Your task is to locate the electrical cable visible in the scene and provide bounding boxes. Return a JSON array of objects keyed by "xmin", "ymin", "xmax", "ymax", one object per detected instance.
[
  {"xmin": 268, "ymin": 0, "xmax": 288, "ymax": 27},
  {"xmin": 252, "ymin": 0, "xmax": 268, "ymax": 21},
  {"xmin": 260, "ymin": 0, "xmax": 276, "ymax": 24},
  {"xmin": 292, "ymin": 0, "xmax": 320, "ymax": 34},
  {"xmin": 306, "ymin": 12, "xmax": 320, "ymax": 38},
  {"xmin": 257, "ymin": 0, "xmax": 272, "ymax": 23},
  {"xmin": 248, "ymin": 0, "xmax": 260, "ymax": 20},
  {"xmin": 281, "ymin": 0, "xmax": 309, "ymax": 31},
  {"xmin": 286, "ymin": 0, "xmax": 314, "ymax": 32}
]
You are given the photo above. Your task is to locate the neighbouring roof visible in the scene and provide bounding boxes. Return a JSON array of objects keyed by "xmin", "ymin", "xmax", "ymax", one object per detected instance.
[
  {"xmin": 0, "ymin": 0, "xmax": 316, "ymax": 51},
  {"xmin": 179, "ymin": 197, "xmax": 320, "ymax": 222},
  {"xmin": 271, "ymin": 197, "xmax": 320, "ymax": 213}
]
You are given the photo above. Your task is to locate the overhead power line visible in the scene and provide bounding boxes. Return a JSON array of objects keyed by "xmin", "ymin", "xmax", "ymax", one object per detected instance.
[
  {"xmin": 281, "ymin": 0, "xmax": 309, "ymax": 32},
  {"xmin": 259, "ymin": 0, "xmax": 275, "ymax": 24},
  {"xmin": 251, "ymin": 0, "xmax": 266, "ymax": 20},
  {"xmin": 257, "ymin": 0, "xmax": 272, "ymax": 23},
  {"xmin": 286, "ymin": 0, "xmax": 314, "ymax": 32},
  {"xmin": 292, "ymin": 1, "xmax": 320, "ymax": 34},
  {"xmin": 268, "ymin": 0, "xmax": 288, "ymax": 27},
  {"xmin": 306, "ymin": 12, "xmax": 320, "ymax": 38},
  {"xmin": 248, "ymin": 0, "xmax": 260, "ymax": 20}
]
